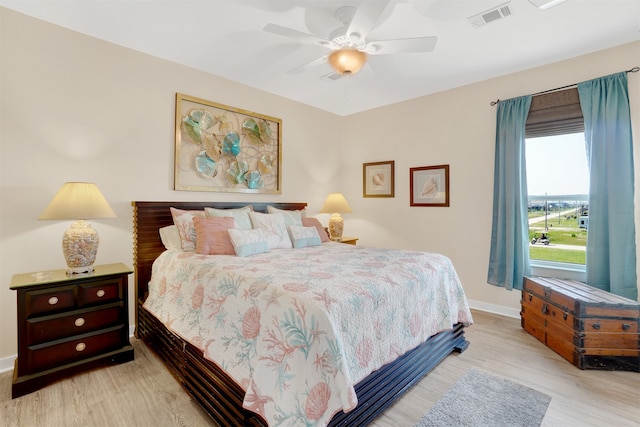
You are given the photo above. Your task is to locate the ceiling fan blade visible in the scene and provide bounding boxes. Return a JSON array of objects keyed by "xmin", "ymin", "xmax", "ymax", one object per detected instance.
[
  {"xmin": 346, "ymin": 0, "xmax": 391, "ymax": 40},
  {"xmin": 263, "ymin": 23, "xmax": 334, "ymax": 48},
  {"xmin": 366, "ymin": 37, "xmax": 438, "ymax": 55},
  {"xmin": 286, "ymin": 54, "xmax": 329, "ymax": 75},
  {"xmin": 322, "ymin": 71, "xmax": 344, "ymax": 81}
]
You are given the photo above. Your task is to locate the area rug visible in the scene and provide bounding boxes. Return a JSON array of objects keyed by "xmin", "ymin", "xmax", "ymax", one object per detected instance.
[{"xmin": 414, "ymin": 368, "xmax": 551, "ymax": 427}]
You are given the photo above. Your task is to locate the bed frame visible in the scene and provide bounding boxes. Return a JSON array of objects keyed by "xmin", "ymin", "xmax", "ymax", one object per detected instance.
[{"xmin": 132, "ymin": 201, "xmax": 469, "ymax": 426}]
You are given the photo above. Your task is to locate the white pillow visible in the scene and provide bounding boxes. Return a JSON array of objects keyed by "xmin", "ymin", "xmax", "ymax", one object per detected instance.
[
  {"xmin": 287, "ymin": 225, "xmax": 321, "ymax": 248},
  {"xmin": 159, "ymin": 225, "xmax": 182, "ymax": 250},
  {"xmin": 267, "ymin": 206, "xmax": 306, "ymax": 226},
  {"xmin": 228, "ymin": 228, "xmax": 270, "ymax": 257},
  {"xmin": 250, "ymin": 211, "xmax": 292, "ymax": 249},
  {"xmin": 205, "ymin": 206, "xmax": 253, "ymax": 230}
]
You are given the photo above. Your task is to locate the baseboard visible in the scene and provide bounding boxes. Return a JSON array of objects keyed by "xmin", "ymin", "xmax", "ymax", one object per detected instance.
[
  {"xmin": 0, "ymin": 325, "xmax": 137, "ymax": 374},
  {"xmin": 468, "ymin": 299, "xmax": 521, "ymax": 319},
  {"xmin": 0, "ymin": 354, "xmax": 16, "ymax": 374}
]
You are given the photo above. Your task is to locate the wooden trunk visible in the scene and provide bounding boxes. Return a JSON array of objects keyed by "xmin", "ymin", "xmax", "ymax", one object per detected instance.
[{"xmin": 521, "ymin": 276, "xmax": 639, "ymax": 372}]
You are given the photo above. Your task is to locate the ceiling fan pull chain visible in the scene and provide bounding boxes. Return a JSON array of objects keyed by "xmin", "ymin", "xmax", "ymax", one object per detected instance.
[{"xmin": 343, "ymin": 75, "xmax": 350, "ymax": 103}]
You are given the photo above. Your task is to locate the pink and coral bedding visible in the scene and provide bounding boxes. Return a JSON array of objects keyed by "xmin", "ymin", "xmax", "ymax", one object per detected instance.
[{"xmin": 143, "ymin": 242, "xmax": 473, "ymax": 426}]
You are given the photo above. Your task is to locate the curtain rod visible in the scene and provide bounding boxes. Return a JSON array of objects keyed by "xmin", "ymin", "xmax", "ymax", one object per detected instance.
[{"xmin": 489, "ymin": 66, "xmax": 639, "ymax": 106}]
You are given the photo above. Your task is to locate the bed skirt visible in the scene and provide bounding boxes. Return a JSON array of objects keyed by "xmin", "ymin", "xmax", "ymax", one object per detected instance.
[{"xmin": 137, "ymin": 298, "xmax": 468, "ymax": 426}]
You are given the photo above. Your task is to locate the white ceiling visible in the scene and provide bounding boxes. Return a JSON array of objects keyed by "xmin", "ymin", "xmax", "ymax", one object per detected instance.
[{"xmin": 2, "ymin": 0, "xmax": 639, "ymax": 116}]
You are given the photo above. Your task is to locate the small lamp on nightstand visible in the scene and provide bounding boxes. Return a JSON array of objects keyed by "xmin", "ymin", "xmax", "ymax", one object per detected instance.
[
  {"xmin": 319, "ymin": 193, "xmax": 352, "ymax": 241},
  {"xmin": 39, "ymin": 182, "xmax": 116, "ymax": 274}
]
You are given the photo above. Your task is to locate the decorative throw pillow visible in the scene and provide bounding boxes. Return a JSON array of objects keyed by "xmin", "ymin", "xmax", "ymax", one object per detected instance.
[
  {"xmin": 228, "ymin": 228, "xmax": 270, "ymax": 257},
  {"xmin": 193, "ymin": 216, "xmax": 235, "ymax": 255},
  {"xmin": 159, "ymin": 225, "xmax": 182, "ymax": 250},
  {"xmin": 205, "ymin": 206, "xmax": 253, "ymax": 230},
  {"xmin": 287, "ymin": 225, "xmax": 322, "ymax": 248},
  {"xmin": 170, "ymin": 207, "xmax": 205, "ymax": 251},
  {"xmin": 301, "ymin": 217, "xmax": 330, "ymax": 243},
  {"xmin": 267, "ymin": 205, "xmax": 306, "ymax": 226},
  {"xmin": 249, "ymin": 211, "xmax": 292, "ymax": 249}
]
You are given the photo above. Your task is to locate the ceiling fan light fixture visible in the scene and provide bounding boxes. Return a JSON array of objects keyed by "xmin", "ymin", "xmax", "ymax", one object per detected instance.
[
  {"xmin": 328, "ymin": 48, "xmax": 367, "ymax": 75},
  {"xmin": 528, "ymin": 0, "xmax": 566, "ymax": 9}
]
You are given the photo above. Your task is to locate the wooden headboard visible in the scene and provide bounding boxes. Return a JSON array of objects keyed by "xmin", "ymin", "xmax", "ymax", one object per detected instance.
[{"xmin": 131, "ymin": 201, "xmax": 307, "ymax": 302}]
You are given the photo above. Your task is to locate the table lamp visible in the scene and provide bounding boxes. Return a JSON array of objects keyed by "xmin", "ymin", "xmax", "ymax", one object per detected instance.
[
  {"xmin": 319, "ymin": 193, "xmax": 352, "ymax": 241},
  {"xmin": 39, "ymin": 182, "xmax": 116, "ymax": 274}
]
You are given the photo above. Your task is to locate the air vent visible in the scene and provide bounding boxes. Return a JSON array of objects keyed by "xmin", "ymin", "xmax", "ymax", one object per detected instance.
[{"xmin": 468, "ymin": 2, "xmax": 514, "ymax": 28}]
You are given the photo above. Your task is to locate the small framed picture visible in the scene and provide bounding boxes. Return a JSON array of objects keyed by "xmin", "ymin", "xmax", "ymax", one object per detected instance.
[
  {"xmin": 363, "ymin": 161, "xmax": 395, "ymax": 198},
  {"xmin": 410, "ymin": 164, "xmax": 450, "ymax": 207}
]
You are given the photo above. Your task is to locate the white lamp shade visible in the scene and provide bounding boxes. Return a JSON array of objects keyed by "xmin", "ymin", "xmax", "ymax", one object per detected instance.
[
  {"xmin": 39, "ymin": 182, "xmax": 116, "ymax": 220},
  {"xmin": 319, "ymin": 193, "xmax": 352, "ymax": 214},
  {"xmin": 39, "ymin": 182, "xmax": 116, "ymax": 274}
]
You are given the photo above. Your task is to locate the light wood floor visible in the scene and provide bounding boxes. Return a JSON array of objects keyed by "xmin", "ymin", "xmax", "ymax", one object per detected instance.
[{"xmin": 1, "ymin": 310, "xmax": 638, "ymax": 426}]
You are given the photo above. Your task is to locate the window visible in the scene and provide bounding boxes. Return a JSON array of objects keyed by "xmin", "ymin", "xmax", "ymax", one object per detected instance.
[
  {"xmin": 489, "ymin": 71, "xmax": 636, "ymax": 298},
  {"xmin": 524, "ymin": 87, "xmax": 587, "ymax": 276},
  {"xmin": 526, "ymin": 133, "xmax": 588, "ymax": 267}
]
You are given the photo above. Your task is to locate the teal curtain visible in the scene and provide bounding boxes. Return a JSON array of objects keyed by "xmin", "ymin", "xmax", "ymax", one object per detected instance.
[
  {"xmin": 578, "ymin": 72, "xmax": 638, "ymax": 300},
  {"xmin": 488, "ymin": 96, "xmax": 533, "ymax": 290}
]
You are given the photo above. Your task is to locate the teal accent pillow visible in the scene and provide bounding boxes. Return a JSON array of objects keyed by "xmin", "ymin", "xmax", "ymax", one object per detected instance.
[
  {"xmin": 287, "ymin": 225, "xmax": 321, "ymax": 248},
  {"xmin": 228, "ymin": 228, "xmax": 270, "ymax": 257}
]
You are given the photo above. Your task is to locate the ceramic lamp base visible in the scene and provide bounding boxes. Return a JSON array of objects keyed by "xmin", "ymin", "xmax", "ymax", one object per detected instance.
[
  {"xmin": 63, "ymin": 220, "xmax": 98, "ymax": 275},
  {"xmin": 328, "ymin": 213, "xmax": 344, "ymax": 241}
]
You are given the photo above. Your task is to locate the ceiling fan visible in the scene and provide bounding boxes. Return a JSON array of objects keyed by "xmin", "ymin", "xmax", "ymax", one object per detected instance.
[{"xmin": 263, "ymin": 0, "xmax": 437, "ymax": 77}]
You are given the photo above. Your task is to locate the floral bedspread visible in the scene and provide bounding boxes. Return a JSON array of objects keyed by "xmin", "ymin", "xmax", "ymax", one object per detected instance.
[{"xmin": 143, "ymin": 243, "xmax": 473, "ymax": 426}]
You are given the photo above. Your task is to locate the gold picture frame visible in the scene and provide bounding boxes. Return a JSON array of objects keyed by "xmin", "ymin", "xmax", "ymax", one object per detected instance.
[
  {"xmin": 363, "ymin": 161, "xmax": 395, "ymax": 198},
  {"xmin": 410, "ymin": 164, "xmax": 450, "ymax": 207},
  {"xmin": 174, "ymin": 93, "xmax": 282, "ymax": 194}
]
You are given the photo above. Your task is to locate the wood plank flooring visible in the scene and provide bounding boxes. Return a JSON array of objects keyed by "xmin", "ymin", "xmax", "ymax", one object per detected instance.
[{"xmin": 1, "ymin": 310, "xmax": 638, "ymax": 426}]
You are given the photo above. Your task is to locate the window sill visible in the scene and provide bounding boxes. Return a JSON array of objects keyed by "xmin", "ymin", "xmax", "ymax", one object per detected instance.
[{"xmin": 530, "ymin": 260, "xmax": 586, "ymax": 281}]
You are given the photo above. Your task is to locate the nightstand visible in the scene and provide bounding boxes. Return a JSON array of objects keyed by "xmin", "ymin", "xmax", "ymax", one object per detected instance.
[
  {"xmin": 335, "ymin": 236, "xmax": 358, "ymax": 245},
  {"xmin": 10, "ymin": 263, "xmax": 134, "ymax": 398}
]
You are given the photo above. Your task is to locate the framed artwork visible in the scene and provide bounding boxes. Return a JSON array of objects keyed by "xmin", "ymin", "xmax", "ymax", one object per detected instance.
[
  {"xmin": 410, "ymin": 164, "xmax": 450, "ymax": 207},
  {"xmin": 174, "ymin": 93, "xmax": 282, "ymax": 194},
  {"xmin": 363, "ymin": 160, "xmax": 395, "ymax": 198}
]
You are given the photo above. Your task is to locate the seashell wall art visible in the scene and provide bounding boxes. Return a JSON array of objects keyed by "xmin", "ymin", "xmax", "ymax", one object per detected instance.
[
  {"xmin": 410, "ymin": 164, "xmax": 450, "ymax": 207},
  {"xmin": 363, "ymin": 160, "xmax": 395, "ymax": 198},
  {"xmin": 175, "ymin": 93, "xmax": 282, "ymax": 194}
]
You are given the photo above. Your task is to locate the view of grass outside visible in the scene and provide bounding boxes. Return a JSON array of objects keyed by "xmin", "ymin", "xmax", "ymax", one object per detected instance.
[
  {"xmin": 526, "ymin": 133, "xmax": 589, "ymax": 266},
  {"xmin": 528, "ymin": 203, "xmax": 587, "ymax": 265}
]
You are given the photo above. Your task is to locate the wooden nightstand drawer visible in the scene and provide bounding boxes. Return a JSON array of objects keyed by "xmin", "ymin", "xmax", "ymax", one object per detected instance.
[
  {"xmin": 26, "ymin": 303, "xmax": 123, "ymax": 345},
  {"xmin": 78, "ymin": 279, "xmax": 121, "ymax": 306},
  {"xmin": 24, "ymin": 326, "xmax": 125, "ymax": 374},
  {"xmin": 11, "ymin": 263, "xmax": 134, "ymax": 397},
  {"xmin": 25, "ymin": 285, "xmax": 76, "ymax": 317}
]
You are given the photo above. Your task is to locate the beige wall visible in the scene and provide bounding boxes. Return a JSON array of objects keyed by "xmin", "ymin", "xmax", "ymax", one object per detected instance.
[{"xmin": 1, "ymin": 7, "xmax": 638, "ymax": 363}]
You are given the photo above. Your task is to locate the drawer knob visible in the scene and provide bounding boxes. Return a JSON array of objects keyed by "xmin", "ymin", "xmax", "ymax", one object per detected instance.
[
  {"xmin": 96, "ymin": 289, "xmax": 106, "ymax": 298},
  {"xmin": 622, "ymin": 323, "xmax": 630, "ymax": 331},
  {"xmin": 48, "ymin": 296, "xmax": 59, "ymax": 305},
  {"xmin": 75, "ymin": 317, "xmax": 86, "ymax": 327},
  {"xmin": 592, "ymin": 322, "xmax": 601, "ymax": 330},
  {"xmin": 76, "ymin": 342, "xmax": 86, "ymax": 352}
]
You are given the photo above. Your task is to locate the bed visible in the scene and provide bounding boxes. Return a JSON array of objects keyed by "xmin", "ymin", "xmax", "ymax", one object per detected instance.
[{"xmin": 132, "ymin": 201, "xmax": 472, "ymax": 426}]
